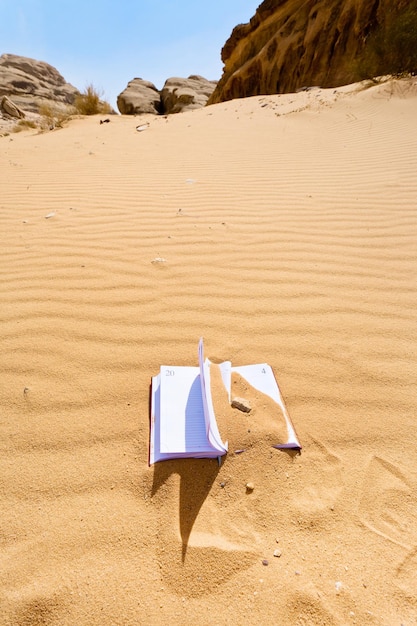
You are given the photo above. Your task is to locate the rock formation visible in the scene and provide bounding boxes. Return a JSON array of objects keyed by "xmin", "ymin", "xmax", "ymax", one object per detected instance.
[
  {"xmin": 208, "ymin": 0, "xmax": 411, "ymax": 104},
  {"xmin": 160, "ymin": 76, "xmax": 217, "ymax": 114},
  {"xmin": 0, "ymin": 53, "xmax": 79, "ymax": 113},
  {"xmin": 117, "ymin": 75, "xmax": 217, "ymax": 115},
  {"xmin": 116, "ymin": 78, "xmax": 162, "ymax": 115},
  {"xmin": 1, "ymin": 95, "xmax": 25, "ymax": 119}
]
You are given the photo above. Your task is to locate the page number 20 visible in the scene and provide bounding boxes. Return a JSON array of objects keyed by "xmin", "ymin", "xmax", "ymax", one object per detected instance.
[{"xmin": 165, "ymin": 370, "xmax": 175, "ymax": 376}]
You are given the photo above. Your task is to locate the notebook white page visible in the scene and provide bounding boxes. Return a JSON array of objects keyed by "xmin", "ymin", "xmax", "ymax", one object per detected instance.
[
  {"xmin": 198, "ymin": 339, "xmax": 228, "ymax": 454},
  {"xmin": 159, "ymin": 366, "xmax": 214, "ymax": 454},
  {"xmin": 232, "ymin": 363, "xmax": 301, "ymax": 449}
]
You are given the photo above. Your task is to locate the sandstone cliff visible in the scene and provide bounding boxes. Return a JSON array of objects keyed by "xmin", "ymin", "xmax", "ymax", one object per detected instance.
[{"xmin": 209, "ymin": 0, "xmax": 412, "ymax": 103}]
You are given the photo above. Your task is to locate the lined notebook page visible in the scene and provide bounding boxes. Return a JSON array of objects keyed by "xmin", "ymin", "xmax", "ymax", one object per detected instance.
[{"xmin": 159, "ymin": 366, "xmax": 213, "ymax": 454}]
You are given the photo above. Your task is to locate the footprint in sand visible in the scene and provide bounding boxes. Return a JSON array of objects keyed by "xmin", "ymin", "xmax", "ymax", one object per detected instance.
[
  {"xmin": 396, "ymin": 546, "xmax": 417, "ymax": 597},
  {"xmin": 280, "ymin": 587, "xmax": 339, "ymax": 626},
  {"xmin": 292, "ymin": 438, "xmax": 344, "ymax": 514},
  {"xmin": 359, "ymin": 456, "xmax": 417, "ymax": 549},
  {"xmin": 11, "ymin": 592, "xmax": 65, "ymax": 626}
]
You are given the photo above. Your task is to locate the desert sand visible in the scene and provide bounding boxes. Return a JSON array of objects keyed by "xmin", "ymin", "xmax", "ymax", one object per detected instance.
[{"xmin": 1, "ymin": 77, "xmax": 417, "ymax": 625}]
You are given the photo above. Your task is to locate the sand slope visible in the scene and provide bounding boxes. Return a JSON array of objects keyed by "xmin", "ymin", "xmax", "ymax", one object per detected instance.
[{"xmin": 1, "ymin": 77, "xmax": 417, "ymax": 625}]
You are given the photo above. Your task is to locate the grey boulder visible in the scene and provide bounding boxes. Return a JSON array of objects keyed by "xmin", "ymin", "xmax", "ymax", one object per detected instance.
[
  {"xmin": 117, "ymin": 78, "xmax": 162, "ymax": 115},
  {"xmin": 160, "ymin": 75, "xmax": 217, "ymax": 114}
]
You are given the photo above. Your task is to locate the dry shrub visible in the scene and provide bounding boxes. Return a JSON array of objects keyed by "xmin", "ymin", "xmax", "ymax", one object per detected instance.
[
  {"xmin": 73, "ymin": 84, "xmax": 112, "ymax": 115},
  {"xmin": 13, "ymin": 119, "xmax": 38, "ymax": 131},
  {"xmin": 38, "ymin": 102, "xmax": 75, "ymax": 129}
]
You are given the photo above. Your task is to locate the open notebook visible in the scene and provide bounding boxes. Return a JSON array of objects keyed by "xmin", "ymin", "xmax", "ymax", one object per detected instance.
[{"xmin": 149, "ymin": 339, "xmax": 301, "ymax": 464}]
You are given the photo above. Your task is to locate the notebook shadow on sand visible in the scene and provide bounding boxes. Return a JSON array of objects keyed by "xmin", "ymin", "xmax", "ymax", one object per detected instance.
[
  {"xmin": 151, "ymin": 454, "xmax": 258, "ymax": 598},
  {"xmin": 151, "ymin": 456, "xmax": 219, "ymax": 562},
  {"xmin": 151, "ymin": 454, "xmax": 257, "ymax": 598},
  {"xmin": 150, "ymin": 379, "xmax": 257, "ymax": 596},
  {"xmin": 151, "ymin": 377, "xmax": 221, "ymax": 561}
]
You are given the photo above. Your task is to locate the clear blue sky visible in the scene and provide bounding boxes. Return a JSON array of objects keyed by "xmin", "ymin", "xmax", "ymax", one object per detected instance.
[{"xmin": 0, "ymin": 1, "xmax": 259, "ymax": 108}]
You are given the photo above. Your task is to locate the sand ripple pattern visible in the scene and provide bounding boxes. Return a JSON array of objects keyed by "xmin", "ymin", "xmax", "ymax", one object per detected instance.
[{"xmin": 1, "ymin": 79, "xmax": 417, "ymax": 625}]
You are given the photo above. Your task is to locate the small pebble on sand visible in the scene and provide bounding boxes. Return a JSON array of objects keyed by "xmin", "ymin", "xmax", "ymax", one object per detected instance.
[{"xmin": 231, "ymin": 397, "xmax": 252, "ymax": 413}]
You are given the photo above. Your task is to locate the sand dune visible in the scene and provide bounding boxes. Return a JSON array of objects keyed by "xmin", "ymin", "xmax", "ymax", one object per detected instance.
[{"xmin": 1, "ymin": 77, "xmax": 417, "ymax": 625}]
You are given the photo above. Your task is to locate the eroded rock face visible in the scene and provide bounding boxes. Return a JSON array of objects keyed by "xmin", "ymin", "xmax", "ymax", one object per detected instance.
[
  {"xmin": 116, "ymin": 78, "xmax": 162, "ymax": 115},
  {"xmin": 160, "ymin": 76, "xmax": 217, "ymax": 114},
  {"xmin": 117, "ymin": 75, "xmax": 217, "ymax": 115},
  {"xmin": 209, "ymin": 0, "xmax": 406, "ymax": 104},
  {"xmin": 0, "ymin": 53, "xmax": 79, "ymax": 113},
  {"xmin": 1, "ymin": 95, "xmax": 25, "ymax": 119}
]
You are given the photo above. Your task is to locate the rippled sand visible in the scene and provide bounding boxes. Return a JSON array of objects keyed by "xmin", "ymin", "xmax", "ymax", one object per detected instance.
[{"xmin": 1, "ymin": 77, "xmax": 417, "ymax": 625}]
